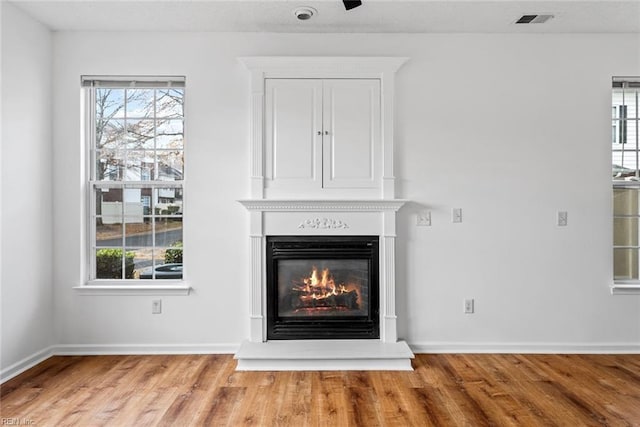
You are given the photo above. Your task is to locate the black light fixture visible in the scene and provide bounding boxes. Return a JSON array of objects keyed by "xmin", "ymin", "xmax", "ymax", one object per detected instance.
[
  {"xmin": 515, "ymin": 14, "xmax": 554, "ymax": 24},
  {"xmin": 343, "ymin": 0, "xmax": 362, "ymax": 10}
]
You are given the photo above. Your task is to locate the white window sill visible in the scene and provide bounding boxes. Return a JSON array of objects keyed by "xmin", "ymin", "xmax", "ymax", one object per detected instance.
[
  {"xmin": 611, "ymin": 282, "xmax": 640, "ymax": 295},
  {"xmin": 75, "ymin": 281, "xmax": 191, "ymax": 296}
]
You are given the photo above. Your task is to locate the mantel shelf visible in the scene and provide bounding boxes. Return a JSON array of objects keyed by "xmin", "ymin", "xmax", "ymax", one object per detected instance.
[{"xmin": 238, "ymin": 199, "xmax": 408, "ymax": 212}]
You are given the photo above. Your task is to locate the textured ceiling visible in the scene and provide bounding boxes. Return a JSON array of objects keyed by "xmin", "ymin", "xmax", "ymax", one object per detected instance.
[{"xmin": 8, "ymin": 0, "xmax": 640, "ymax": 33}]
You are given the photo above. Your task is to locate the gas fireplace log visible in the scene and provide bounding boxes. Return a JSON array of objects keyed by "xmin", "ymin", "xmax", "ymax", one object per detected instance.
[
  {"xmin": 292, "ymin": 289, "xmax": 359, "ymax": 310},
  {"xmin": 335, "ymin": 290, "xmax": 358, "ymax": 309}
]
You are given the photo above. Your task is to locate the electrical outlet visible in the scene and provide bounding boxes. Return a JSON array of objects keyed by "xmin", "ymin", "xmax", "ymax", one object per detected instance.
[
  {"xmin": 152, "ymin": 299, "xmax": 162, "ymax": 314},
  {"xmin": 557, "ymin": 211, "xmax": 568, "ymax": 226},
  {"xmin": 452, "ymin": 208, "xmax": 462, "ymax": 223},
  {"xmin": 417, "ymin": 211, "xmax": 431, "ymax": 226},
  {"xmin": 464, "ymin": 298, "xmax": 474, "ymax": 314}
]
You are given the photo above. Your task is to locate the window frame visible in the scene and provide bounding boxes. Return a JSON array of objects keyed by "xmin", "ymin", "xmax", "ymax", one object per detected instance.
[
  {"xmin": 611, "ymin": 77, "xmax": 640, "ymax": 295},
  {"xmin": 79, "ymin": 76, "xmax": 189, "ymax": 293}
]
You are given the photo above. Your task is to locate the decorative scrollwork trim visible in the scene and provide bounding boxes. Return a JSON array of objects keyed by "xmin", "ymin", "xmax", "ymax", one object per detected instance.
[{"xmin": 298, "ymin": 218, "xmax": 350, "ymax": 229}]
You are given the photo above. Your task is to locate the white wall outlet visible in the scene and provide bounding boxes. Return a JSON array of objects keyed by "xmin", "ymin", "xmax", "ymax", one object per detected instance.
[
  {"xmin": 464, "ymin": 298, "xmax": 474, "ymax": 314},
  {"xmin": 417, "ymin": 211, "xmax": 431, "ymax": 226},
  {"xmin": 152, "ymin": 299, "xmax": 162, "ymax": 314},
  {"xmin": 452, "ymin": 208, "xmax": 462, "ymax": 223},
  {"xmin": 557, "ymin": 211, "xmax": 568, "ymax": 226}
]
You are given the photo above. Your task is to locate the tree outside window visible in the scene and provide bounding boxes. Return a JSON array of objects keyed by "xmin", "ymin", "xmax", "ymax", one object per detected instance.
[{"xmin": 84, "ymin": 77, "xmax": 185, "ymax": 281}]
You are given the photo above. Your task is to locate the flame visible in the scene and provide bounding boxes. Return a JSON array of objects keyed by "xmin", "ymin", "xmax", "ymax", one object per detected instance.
[{"xmin": 293, "ymin": 266, "xmax": 359, "ymax": 306}]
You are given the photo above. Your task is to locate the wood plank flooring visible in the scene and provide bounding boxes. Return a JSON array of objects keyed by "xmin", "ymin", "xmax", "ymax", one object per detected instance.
[{"xmin": 1, "ymin": 354, "xmax": 639, "ymax": 426}]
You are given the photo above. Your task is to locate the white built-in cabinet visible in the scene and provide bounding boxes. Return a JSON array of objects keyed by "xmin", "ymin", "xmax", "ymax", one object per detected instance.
[
  {"xmin": 239, "ymin": 56, "xmax": 408, "ymax": 199},
  {"xmin": 265, "ymin": 78, "xmax": 381, "ymax": 193}
]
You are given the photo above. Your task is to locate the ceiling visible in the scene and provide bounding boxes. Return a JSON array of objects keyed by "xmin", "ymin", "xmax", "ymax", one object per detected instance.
[{"xmin": 8, "ymin": 0, "xmax": 640, "ymax": 33}]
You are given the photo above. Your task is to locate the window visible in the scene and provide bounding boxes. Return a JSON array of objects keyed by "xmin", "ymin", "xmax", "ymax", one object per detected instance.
[
  {"xmin": 612, "ymin": 77, "xmax": 640, "ymax": 283},
  {"xmin": 83, "ymin": 76, "xmax": 185, "ymax": 282}
]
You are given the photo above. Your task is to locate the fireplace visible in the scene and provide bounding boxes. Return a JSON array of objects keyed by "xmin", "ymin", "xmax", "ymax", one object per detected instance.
[
  {"xmin": 266, "ymin": 236, "xmax": 379, "ymax": 340},
  {"xmin": 235, "ymin": 57, "xmax": 412, "ymax": 370}
]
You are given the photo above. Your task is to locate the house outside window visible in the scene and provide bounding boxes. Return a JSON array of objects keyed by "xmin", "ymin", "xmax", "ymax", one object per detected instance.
[
  {"xmin": 612, "ymin": 77, "xmax": 640, "ymax": 283},
  {"xmin": 83, "ymin": 76, "xmax": 185, "ymax": 282}
]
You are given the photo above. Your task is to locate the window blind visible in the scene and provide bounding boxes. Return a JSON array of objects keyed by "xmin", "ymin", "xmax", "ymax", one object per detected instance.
[{"xmin": 81, "ymin": 76, "xmax": 185, "ymax": 88}]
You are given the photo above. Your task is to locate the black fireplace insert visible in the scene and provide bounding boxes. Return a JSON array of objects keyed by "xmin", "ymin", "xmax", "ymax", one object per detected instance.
[{"xmin": 266, "ymin": 235, "xmax": 379, "ymax": 340}]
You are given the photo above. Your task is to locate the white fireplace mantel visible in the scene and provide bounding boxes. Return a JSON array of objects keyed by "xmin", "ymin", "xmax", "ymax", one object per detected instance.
[
  {"xmin": 236, "ymin": 198, "xmax": 413, "ymax": 370},
  {"xmin": 235, "ymin": 56, "xmax": 413, "ymax": 370},
  {"xmin": 238, "ymin": 199, "xmax": 408, "ymax": 212}
]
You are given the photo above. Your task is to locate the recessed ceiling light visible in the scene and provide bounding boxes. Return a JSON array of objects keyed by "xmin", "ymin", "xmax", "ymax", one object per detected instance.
[{"xmin": 294, "ymin": 7, "xmax": 317, "ymax": 21}]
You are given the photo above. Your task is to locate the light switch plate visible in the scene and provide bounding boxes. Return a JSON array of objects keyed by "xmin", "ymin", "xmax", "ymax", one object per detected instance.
[
  {"xmin": 452, "ymin": 208, "xmax": 462, "ymax": 223},
  {"xmin": 152, "ymin": 299, "xmax": 162, "ymax": 314},
  {"xmin": 557, "ymin": 211, "xmax": 568, "ymax": 226},
  {"xmin": 417, "ymin": 211, "xmax": 431, "ymax": 226}
]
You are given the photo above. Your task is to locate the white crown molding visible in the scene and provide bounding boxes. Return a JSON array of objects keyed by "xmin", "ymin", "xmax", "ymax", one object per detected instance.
[
  {"xmin": 238, "ymin": 199, "xmax": 408, "ymax": 212},
  {"xmin": 239, "ymin": 56, "xmax": 409, "ymax": 77}
]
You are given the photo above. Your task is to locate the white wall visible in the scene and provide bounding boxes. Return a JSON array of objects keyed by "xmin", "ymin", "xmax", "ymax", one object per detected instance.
[
  {"xmin": 395, "ymin": 34, "xmax": 640, "ymax": 350},
  {"xmin": 52, "ymin": 31, "xmax": 640, "ymax": 351},
  {"xmin": 1, "ymin": 2, "xmax": 54, "ymax": 376}
]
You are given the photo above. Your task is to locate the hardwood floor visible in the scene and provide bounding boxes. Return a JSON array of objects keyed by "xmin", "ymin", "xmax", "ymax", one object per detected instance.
[{"xmin": 1, "ymin": 354, "xmax": 639, "ymax": 426}]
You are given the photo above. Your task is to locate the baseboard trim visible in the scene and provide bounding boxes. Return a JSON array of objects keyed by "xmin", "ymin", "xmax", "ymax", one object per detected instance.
[
  {"xmin": 409, "ymin": 342, "xmax": 640, "ymax": 354},
  {"xmin": 1, "ymin": 346, "xmax": 55, "ymax": 384},
  {"xmin": 1, "ymin": 343, "xmax": 238, "ymax": 384},
  {"xmin": 54, "ymin": 343, "xmax": 239, "ymax": 355},
  {"xmin": 4, "ymin": 341, "xmax": 639, "ymax": 384}
]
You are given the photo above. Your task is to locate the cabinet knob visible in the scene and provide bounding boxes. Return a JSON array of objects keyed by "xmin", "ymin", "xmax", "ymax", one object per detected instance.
[
  {"xmin": 324, "ymin": 130, "xmax": 329, "ymax": 135},
  {"xmin": 317, "ymin": 131, "xmax": 322, "ymax": 136}
]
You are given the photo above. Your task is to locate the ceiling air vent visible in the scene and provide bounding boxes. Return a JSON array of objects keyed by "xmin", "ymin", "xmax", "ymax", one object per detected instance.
[{"xmin": 515, "ymin": 14, "xmax": 554, "ymax": 24}]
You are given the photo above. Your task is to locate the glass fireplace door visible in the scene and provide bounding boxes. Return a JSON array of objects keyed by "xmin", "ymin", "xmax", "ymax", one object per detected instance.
[{"xmin": 266, "ymin": 236, "xmax": 379, "ymax": 340}]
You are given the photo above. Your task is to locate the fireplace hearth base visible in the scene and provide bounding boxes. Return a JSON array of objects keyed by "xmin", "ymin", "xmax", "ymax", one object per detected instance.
[{"xmin": 235, "ymin": 339, "xmax": 414, "ymax": 371}]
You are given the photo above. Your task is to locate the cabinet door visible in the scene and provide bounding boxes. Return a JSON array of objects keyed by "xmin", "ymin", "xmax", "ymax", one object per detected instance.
[
  {"xmin": 265, "ymin": 79, "xmax": 323, "ymax": 190},
  {"xmin": 322, "ymin": 79, "xmax": 381, "ymax": 189}
]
